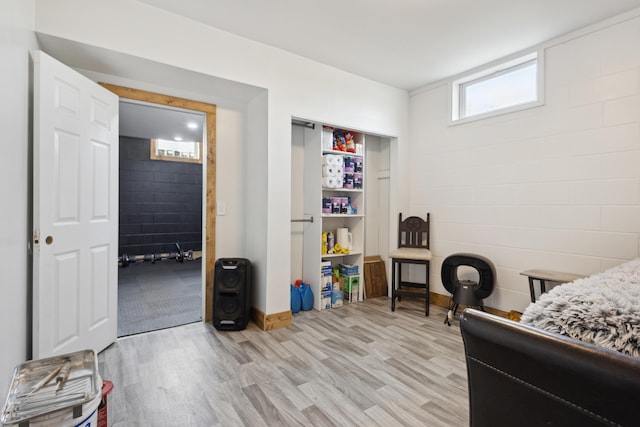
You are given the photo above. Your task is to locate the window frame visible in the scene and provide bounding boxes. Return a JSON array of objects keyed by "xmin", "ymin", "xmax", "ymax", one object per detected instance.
[
  {"xmin": 450, "ymin": 50, "xmax": 544, "ymax": 125},
  {"xmin": 150, "ymin": 138, "xmax": 203, "ymax": 164}
]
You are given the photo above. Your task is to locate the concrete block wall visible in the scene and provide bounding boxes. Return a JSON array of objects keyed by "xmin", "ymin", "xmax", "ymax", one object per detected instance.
[
  {"xmin": 119, "ymin": 136, "xmax": 203, "ymax": 256},
  {"xmin": 409, "ymin": 14, "xmax": 640, "ymax": 313}
]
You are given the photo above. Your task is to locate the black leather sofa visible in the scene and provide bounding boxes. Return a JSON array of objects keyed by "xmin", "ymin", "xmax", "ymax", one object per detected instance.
[{"xmin": 459, "ymin": 308, "xmax": 640, "ymax": 427}]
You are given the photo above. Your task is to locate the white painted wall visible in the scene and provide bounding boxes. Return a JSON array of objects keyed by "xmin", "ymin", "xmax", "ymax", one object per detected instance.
[
  {"xmin": 245, "ymin": 91, "xmax": 269, "ymax": 311},
  {"xmin": 214, "ymin": 106, "xmax": 247, "ymax": 259},
  {"xmin": 0, "ymin": 0, "xmax": 37, "ymax": 400},
  {"xmin": 32, "ymin": 0, "xmax": 408, "ymax": 317},
  {"xmin": 409, "ymin": 12, "xmax": 640, "ymax": 313}
]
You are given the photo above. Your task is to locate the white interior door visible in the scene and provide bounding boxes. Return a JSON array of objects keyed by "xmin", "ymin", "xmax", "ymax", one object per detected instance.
[{"xmin": 32, "ymin": 51, "xmax": 119, "ymax": 358}]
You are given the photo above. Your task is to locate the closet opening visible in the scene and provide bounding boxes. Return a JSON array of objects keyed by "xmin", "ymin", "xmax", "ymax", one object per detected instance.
[{"xmin": 290, "ymin": 118, "xmax": 392, "ymax": 315}]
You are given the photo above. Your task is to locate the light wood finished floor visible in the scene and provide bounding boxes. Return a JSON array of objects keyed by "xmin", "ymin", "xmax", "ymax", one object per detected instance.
[{"xmin": 98, "ymin": 298, "xmax": 469, "ymax": 426}]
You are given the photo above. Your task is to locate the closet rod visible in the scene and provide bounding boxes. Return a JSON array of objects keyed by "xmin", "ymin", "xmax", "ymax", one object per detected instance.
[
  {"xmin": 291, "ymin": 120, "xmax": 315, "ymax": 129},
  {"xmin": 291, "ymin": 217, "xmax": 314, "ymax": 223}
]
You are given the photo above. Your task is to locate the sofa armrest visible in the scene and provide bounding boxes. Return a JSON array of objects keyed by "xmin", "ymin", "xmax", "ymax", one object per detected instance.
[{"xmin": 460, "ymin": 308, "xmax": 640, "ymax": 427}]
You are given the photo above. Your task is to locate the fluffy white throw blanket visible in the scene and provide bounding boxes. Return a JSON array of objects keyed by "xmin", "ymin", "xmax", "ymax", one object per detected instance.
[{"xmin": 521, "ymin": 258, "xmax": 640, "ymax": 358}]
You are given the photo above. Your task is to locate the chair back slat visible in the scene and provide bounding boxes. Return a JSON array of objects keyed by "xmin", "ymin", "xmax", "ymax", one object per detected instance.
[{"xmin": 397, "ymin": 213, "xmax": 430, "ymax": 249}]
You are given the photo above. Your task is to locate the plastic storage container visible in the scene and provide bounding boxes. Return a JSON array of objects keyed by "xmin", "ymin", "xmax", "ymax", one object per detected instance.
[
  {"xmin": 97, "ymin": 380, "xmax": 113, "ymax": 427},
  {"xmin": 1, "ymin": 350, "xmax": 102, "ymax": 427}
]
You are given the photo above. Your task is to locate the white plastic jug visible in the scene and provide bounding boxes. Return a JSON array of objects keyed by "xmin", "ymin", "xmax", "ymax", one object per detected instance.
[{"xmin": 336, "ymin": 228, "xmax": 353, "ymax": 250}]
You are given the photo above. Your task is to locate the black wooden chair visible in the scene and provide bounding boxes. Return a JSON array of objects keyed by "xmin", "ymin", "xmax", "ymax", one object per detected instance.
[{"xmin": 389, "ymin": 213, "xmax": 431, "ymax": 315}]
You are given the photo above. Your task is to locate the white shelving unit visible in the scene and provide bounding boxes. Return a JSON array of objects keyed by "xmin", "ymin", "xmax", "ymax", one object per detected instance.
[{"xmin": 302, "ymin": 124, "xmax": 365, "ymax": 310}]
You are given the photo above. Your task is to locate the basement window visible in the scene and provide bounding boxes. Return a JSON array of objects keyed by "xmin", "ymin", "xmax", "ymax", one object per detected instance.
[
  {"xmin": 151, "ymin": 139, "xmax": 203, "ymax": 164},
  {"xmin": 451, "ymin": 51, "xmax": 542, "ymax": 123}
]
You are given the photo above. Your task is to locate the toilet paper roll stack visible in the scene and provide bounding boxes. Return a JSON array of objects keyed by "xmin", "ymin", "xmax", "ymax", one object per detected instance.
[
  {"xmin": 322, "ymin": 154, "xmax": 344, "ymax": 167},
  {"xmin": 322, "ymin": 165, "xmax": 344, "ymax": 177},
  {"xmin": 322, "ymin": 154, "xmax": 344, "ymax": 188},
  {"xmin": 321, "ymin": 176, "xmax": 343, "ymax": 188}
]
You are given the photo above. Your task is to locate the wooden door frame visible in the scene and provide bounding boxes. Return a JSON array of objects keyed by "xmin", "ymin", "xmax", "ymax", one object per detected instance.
[{"xmin": 99, "ymin": 83, "xmax": 216, "ymax": 322}]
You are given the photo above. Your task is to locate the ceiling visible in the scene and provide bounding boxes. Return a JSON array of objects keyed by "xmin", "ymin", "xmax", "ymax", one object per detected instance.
[
  {"xmin": 136, "ymin": 0, "xmax": 640, "ymax": 91},
  {"xmin": 118, "ymin": 0, "xmax": 640, "ymax": 139},
  {"xmin": 119, "ymin": 100, "xmax": 204, "ymax": 141}
]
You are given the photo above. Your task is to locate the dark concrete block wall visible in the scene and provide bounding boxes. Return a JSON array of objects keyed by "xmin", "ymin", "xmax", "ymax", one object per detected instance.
[{"xmin": 119, "ymin": 136, "xmax": 202, "ymax": 256}]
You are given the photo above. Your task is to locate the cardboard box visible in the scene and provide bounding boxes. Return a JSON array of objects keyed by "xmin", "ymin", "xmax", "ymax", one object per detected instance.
[
  {"xmin": 341, "ymin": 275, "xmax": 360, "ymax": 292},
  {"xmin": 331, "ymin": 290, "xmax": 343, "ymax": 308},
  {"xmin": 320, "ymin": 290, "xmax": 332, "ymax": 310},
  {"xmin": 340, "ymin": 275, "xmax": 359, "ymax": 303},
  {"xmin": 319, "ymin": 274, "xmax": 332, "ymax": 292},
  {"xmin": 344, "ymin": 285, "xmax": 358, "ymax": 303},
  {"xmin": 322, "ymin": 127, "xmax": 334, "ymax": 151},
  {"xmin": 320, "ymin": 261, "xmax": 333, "ymax": 294},
  {"xmin": 339, "ymin": 264, "xmax": 359, "ymax": 276}
]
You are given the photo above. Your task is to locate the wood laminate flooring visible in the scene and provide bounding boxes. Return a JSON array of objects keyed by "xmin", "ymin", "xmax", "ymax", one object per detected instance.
[{"xmin": 98, "ymin": 298, "xmax": 469, "ymax": 426}]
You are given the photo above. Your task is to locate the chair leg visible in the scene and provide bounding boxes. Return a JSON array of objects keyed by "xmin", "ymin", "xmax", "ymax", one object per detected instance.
[
  {"xmin": 391, "ymin": 259, "xmax": 430, "ymax": 316},
  {"xmin": 425, "ymin": 262, "xmax": 430, "ymax": 316},
  {"xmin": 391, "ymin": 259, "xmax": 396, "ymax": 311},
  {"xmin": 397, "ymin": 262, "xmax": 402, "ymax": 301}
]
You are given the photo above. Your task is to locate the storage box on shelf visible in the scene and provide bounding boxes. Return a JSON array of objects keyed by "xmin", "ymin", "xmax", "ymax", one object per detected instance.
[
  {"xmin": 302, "ymin": 123, "xmax": 366, "ymax": 310},
  {"xmin": 341, "ymin": 274, "xmax": 360, "ymax": 303},
  {"xmin": 331, "ymin": 290, "xmax": 343, "ymax": 308},
  {"xmin": 339, "ymin": 264, "xmax": 359, "ymax": 276},
  {"xmin": 317, "ymin": 261, "xmax": 333, "ymax": 311}
]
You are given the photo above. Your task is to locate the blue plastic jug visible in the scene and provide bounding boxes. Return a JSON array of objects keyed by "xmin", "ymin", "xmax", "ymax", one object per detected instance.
[
  {"xmin": 300, "ymin": 282, "xmax": 314, "ymax": 311},
  {"xmin": 290, "ymin": 284, "xmax": 302, "ymax": 314}
]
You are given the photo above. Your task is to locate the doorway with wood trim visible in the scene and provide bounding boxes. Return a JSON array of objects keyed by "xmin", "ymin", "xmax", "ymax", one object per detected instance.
[{"xmin": 100, "ymin": 83, "xmax": 217, "ymax": 333}]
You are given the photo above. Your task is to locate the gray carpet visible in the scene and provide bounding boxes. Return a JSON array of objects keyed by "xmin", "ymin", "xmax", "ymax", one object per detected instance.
[{"xmin": 117, "ymin": 258, "xmax": 202, "ymax": 337}]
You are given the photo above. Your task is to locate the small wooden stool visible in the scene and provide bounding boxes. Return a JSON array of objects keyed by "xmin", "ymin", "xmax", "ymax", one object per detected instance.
[{"xmin": 520, "ymin": 269, "xmax": 586, "ymax": 303}]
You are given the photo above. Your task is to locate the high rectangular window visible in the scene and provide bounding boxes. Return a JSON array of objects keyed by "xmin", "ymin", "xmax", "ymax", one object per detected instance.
[
  {"xmin": 150, "ymin": 138, "xmax": 202, "ymax": 164},
  {"xmin": 452, "ymin": 52, "xmax": 542, "ymax": 123}
]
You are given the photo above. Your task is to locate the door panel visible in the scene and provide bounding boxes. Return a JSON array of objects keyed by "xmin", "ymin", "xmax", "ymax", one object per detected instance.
[
  {"xmin": 90, "ymin": 245, "xmax": 110, "ymax": 326},
  {"xmin": 33, "ymin": 50, "xmax": 119, "ymax": 358},
  {"xmin": 53, "ymin": 250, "xmax": 80, "ymax": 347},
  {"xmin": 55, "ymin": 130, "xmax": 81, "ymax": 222},
  {"xmin": 91, "ymin": 141, "xmax": 110, "ymax": 219}
]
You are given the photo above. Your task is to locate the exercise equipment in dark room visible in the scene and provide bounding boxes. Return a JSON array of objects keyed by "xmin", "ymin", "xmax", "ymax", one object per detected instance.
[{"xmin": 118, "ymin": 243, "xmax": 200, "ymax": 268}]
